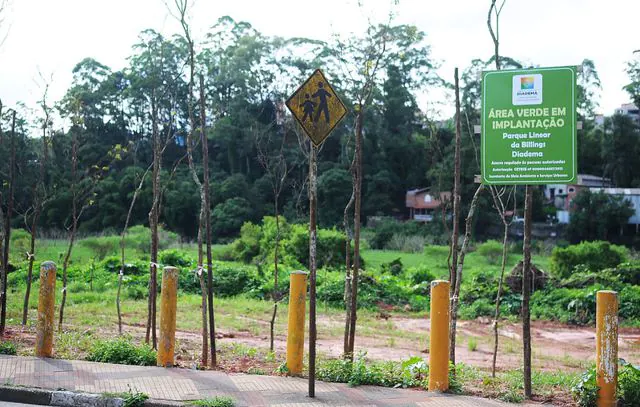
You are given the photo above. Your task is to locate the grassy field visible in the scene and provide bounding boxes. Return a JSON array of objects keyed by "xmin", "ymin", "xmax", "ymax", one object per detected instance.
[{"xmin": 3, "ymin": 234, "xmax": 622, "ymax": 406}]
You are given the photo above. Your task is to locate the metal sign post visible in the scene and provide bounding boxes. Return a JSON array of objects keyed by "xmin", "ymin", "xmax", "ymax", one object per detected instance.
[{"xmin": 286, "ymin": 69, "xmax": 347, "ymax": 398}]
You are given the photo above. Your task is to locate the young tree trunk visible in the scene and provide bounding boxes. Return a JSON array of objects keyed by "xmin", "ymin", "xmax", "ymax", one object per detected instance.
[
  {"xmin": 523, "ymin": 186, "xmax": 533, "ymax": 398},
  {"xmin": 147, "ymin": 96, "xmax": 160, "ymax": 349},
  {"xmin": 491, "ymin": 209, "xmax": 509, "ymax": 376},
  {"xmin": 342, "ymin": 188, "xmax": 355, "ymax": 356},
  {"xmin": 347, "ymin": 110, "xmax": 364, "ymax": 359},
  {"xmin": 196, "ymin": 206, "xmax": 208, "ymax": 367},
  {"xmin": 448, "ymin": 68, "xmax": 462, "ymax": 364},
  {"xmin": 199, "ymin": 75, "xmax": 216, "ymax": 367},
  {"xmin": 449, "ymin": 184, "xmax": 484, "ymax": 364},
  {"xmin": 58, "ymin": 124, "xmax": 79, "ymax": 331},
  {"xmin": 119, "ymin": 166, "xmax": 150, "ymax": 335},
  {"xmin": 22, "ymin": 215, "xmax": 38, "ymax": 325},
  {"xmin": 23, "ymin": 102, "xmax": 49, "ymax": 325},
  {"xmin": 269, "ymin": 202, "xmax": 281, "ymax": 353},
  {"xmin": 0, "ymin": 109, "xmax": 15, "ymax": 335}
]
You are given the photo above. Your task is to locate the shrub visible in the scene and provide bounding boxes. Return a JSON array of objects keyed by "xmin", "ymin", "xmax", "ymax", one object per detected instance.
[
  {"xmin": 477, "ymin": 240, "xmax": 504, "ymax": 265},
  {"xmin": 381, "ymin": 258, "xmax": 403, "ymax": 276},
  {"xmin": 619, "ymin": 360, "xmax": 640, "ymax": 406},
  {"xmin": 230, "ymin": 222, "xmax": 262, "ymax": 263},
  {"xmin": 0, "ymin": 341, "xmax": 17, "ymax": 355},
  {"xmin": 283, "ymin": 224, "xmax": 348, "ymax": 269},
  {"xmin": 409, "ymin": 266, "xmax": 436, "ymax": 286},
  {"xmin": 459, "ymin": 298, "xmax": 495, "ymax": 320},
  {"xmin": 573, "ymin": 362, "xmax": 640, "ymax": 407},
  {"xmin": 571, "ymin": 367, "xmax": 598, "ymax": 407},
  {"xmin": 81, "ymin": 236, "xmax": 120, "ymax": 260},
  {"xmin": 87, "ymin": 336, "xmax": 156, "ymax": 366},
  {"xmin": 212, "ymin": 263, "xmax": 260, "ymax": 297},
  {"xmin": 317, "ymin": 353, "xmax": 429, "ymax": 388},
  {"xmin": 124, "ymin": 225, "xmax": 179, "ymax": 253},
  {"xmin": 159, "ymin": 249, "xmax": 193, "ymax": 268},
  {"xmin": 101, "ymin": 256, "xmax": 148, "ymax": 276},
  {"xmin": 551, "ymin": 241, "xmax": 628, "ymax": 278},
  {"xmin": 367, "ymin": 220, "xmax": 431, "ymax": 250}
]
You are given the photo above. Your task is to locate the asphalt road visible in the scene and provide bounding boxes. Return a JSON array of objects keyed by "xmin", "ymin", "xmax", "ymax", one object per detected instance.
[{"xmin": 0, "ymin": 403, "xmax": 40, "ymax": 406}]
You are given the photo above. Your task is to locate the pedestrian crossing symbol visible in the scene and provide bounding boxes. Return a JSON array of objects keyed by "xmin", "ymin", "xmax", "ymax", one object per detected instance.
[{"xmin": 286, "ymin": 69, "xmax": 348, "ymax": 146}]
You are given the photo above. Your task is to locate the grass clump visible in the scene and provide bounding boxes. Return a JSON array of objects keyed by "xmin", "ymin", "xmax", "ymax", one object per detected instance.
[
  {"xmin": 87, "ymin": 336, "xmax": 156, "ymax": 366},
  {"xmin": 188, "ymin": 396, "xmax": 235, "ymax": 407},
  {"xmin": 317, "ymin": 352, "xmax": 429, "ymax": 388},
  {"xmin": 0, "ymin": 340, "xmax": 17, "ymax": 355}
]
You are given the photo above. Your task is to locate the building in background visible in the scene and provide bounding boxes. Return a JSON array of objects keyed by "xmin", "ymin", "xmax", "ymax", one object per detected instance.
[
  {"xmin": 615, "ymin": 103, "xmax": 640, "ymax": 123},
  {"xmin": 405, "ymin": 188, "xmax": 451, "ymax": 222}
]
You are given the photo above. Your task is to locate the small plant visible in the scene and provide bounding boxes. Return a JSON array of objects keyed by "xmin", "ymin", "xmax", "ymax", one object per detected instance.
[
  {"xmin": 87, "ymin": 336, "xmax": 156, "ymax": 366},
  {"xmin": 619, "ymin": 359, "xmax": 640, "ymax": 407},
  {"xmin": 275, "ymin": 362, "xmax": 289, "ymax": 375},
  {"xmin": 122, "ymin": 387, "xmax": 148, "ymax": 407},
  {"xmin": 467, "ymin": 337, "xmax": 478, "ymax": 352},
  {"xmin": 571, "ymin": 367, "xmax": 598, "ymax": 407},
  {"xmin": 0, "ymin": 341, "xmax": 17, "ymax": 355},
  {"xmin": 264, "ymin": 351, "xmax": 276, "ymax": 363},
  {"xmin": 188, "ymin": 396, "xmax": 235, "ymax": 407}
]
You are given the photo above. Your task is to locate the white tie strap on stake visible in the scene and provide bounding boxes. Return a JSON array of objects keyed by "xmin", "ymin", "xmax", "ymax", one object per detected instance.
[{"xmin": 150, "ymin": 262, "xmax": 159, "ymax": 269}]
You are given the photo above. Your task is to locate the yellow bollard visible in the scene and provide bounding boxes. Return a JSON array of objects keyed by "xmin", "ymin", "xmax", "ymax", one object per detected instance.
[
  {"xmin": 157, "ymin": 266, "xmax": 179, "ymax": 367},
  {"xmin": 596, "ymin": 290, "xmax": 618, "ymax": 407},
  {"xmin": 35, "ymin": 261, "xmax": 57, "ymax": 358},
  {"xmin": 286, "ymin": 270, "xmax": 308, "ymax": 375},
  {"xmin": 428, "ymin": 280, "xmax": 450, "ymax": 392}
]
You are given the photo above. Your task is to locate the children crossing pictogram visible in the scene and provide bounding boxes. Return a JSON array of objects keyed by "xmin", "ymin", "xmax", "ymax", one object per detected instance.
[{"xmin": 286, "ymin": 69, "xmax": 347, "ymax": 146}]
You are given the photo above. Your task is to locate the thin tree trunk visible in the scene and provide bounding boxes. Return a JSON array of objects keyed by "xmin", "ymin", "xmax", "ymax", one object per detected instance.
[
  {"xmin": 491, "ymin": 215, "xmax": 509, "ymax": 376},
  {"xmin": 347, "ymin": 110, "xmax": 364, "ymax": 359},
  {"xmin": 523, "ymin": 185, "xmax": 533, "ymax": 398},
  {"xmin": 147, "ymin": 96, "xmax": 160, "ymax": 349},
  {"xmin": 119, "ymin": 165, "xmax": 151, "ymax": 335},
  {"xmin": 449, "ymin": 184, "xmax": 484, "ymax": 364},
  {"xmin": 343, "ymin": 188, "xmax": 355, "ymax": 356},
  {"xmin": 449, "ymin": 68, "xmax": 462, "ymax": 364},
  {"xmin": 196, "ymin": 206, "xmax": 208, "ymax": 367},
  {"xmin": 199, "ymin": 75, "xmax": 216, "ymax": 367},
  {"xmin": 269, "ymin": 203, "xmax": 281, "ymax": 353},
  {"xmin": 0, "ymin": 109, "xmax": 15, "ymax": 335},
  {"xmin": 22, "ymin": 217, "xmax": 38, "ymax": 325},
  {"xmin": 58, "ymin": 124, "xmax": 79, "ymax": 332}
]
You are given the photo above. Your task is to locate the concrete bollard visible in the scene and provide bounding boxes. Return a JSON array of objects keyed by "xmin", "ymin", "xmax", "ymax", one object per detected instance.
[
  {"xmin": 596, "ymin": 290, "xmax": 618, "ymax": 407},
  {"xmin": 286, "ymin": 270, "xmax": 308, "ymax": 375},
  {"xmin": 35, "ymin": 261, "xmax": 57, "ymax": 358},
  {"xmin": 157, "ymin": 266, "xmax": 178, "ymax": 367},
  {"xmin": 428, "ymin": 280, "xmax": 450, "ymax": 392}
]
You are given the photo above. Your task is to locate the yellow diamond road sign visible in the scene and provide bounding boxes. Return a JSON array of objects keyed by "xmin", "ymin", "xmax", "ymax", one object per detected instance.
[{"xmin": 286, "ymin": 69, "xmax": 348, "ymax": 146}]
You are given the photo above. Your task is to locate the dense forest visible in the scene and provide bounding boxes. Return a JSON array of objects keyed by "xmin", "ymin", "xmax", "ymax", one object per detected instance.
[{"xmin": 1, "ymin": 16, "xmax": 640, "ymax": 242}]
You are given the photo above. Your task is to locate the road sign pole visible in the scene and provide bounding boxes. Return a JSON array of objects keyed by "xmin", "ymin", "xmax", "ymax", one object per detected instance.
[{"xmin": 308, "ymin": 143, "xmax": 318, "ymax": 398}]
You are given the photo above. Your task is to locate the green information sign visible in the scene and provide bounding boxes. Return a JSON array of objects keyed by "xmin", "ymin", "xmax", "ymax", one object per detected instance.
[{"xmin": 481, "ymin": 66, "xmax": 577, "ymax": 185}]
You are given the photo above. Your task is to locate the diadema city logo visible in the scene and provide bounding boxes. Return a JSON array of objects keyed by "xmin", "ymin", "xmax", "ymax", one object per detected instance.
[{"xmin": 512, "ymin": 74, "xmax": 542, "ymax": 105}]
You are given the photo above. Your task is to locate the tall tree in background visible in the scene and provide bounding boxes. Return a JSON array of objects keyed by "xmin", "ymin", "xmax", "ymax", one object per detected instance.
[{"xmin": 624, "ymin": 52, "xmax": 640, "ymax": 108}]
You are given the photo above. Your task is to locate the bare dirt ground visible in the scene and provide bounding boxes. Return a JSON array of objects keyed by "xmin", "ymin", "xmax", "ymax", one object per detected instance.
[
  {"xmin": 5, "ymin": 313, "xmax": 639, "ymax": 371},
  {"xmin": 4, "ymin": 313, "xmax": 639, "ymax": 407}
]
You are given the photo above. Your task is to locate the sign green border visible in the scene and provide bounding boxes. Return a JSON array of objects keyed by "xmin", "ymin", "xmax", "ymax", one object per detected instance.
[{"xmin": 481, "ymin": 66, "xmax": 577, "ymax": 185}]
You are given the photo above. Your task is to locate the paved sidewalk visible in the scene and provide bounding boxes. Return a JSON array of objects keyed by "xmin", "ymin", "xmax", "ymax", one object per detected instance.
[{"xmin": 0, "ymin": 355, "xmax": 515, "ymax": 406}]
